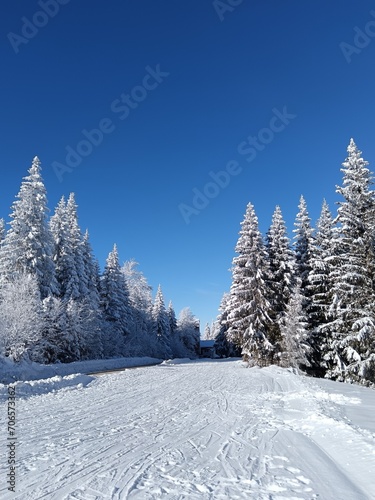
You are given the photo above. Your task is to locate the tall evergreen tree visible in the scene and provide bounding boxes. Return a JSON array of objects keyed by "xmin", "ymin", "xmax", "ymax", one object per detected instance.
[
  {"xmin": 66, "ymin": 193, "xmax": 88, "ymax": 299},
  {"xmin": 152, "ymin": 285, "xmax": 172, "ymax": 359},
  {"xmin": 50, "ymin": 196, "xmax": 79, "ymax": 300},
  {"xmin": 293, "ymin": 195, "xmax": 314, "ymax": 298},
  {"xmin": 101, "ymin": 245, "xmax": 132, "ymax": 356},
  {"xmin": 308, "ymin": 200, "xmax": 334, "ymax": 374},
  {"xmin": 203, "ymin": 323, "xmax": 211, "ymax": 340},
  {"xmin": 214, "ymin": 292, "xmax": 241, "ymax": 358},
  {"xmin": 177, "ymin": 307, "xmax": 200, "ymax": 355},
  {"xmin": 266, "ymin": 206, "xmax": 295, "ymax": 332},
  {"xmin": 0, "ymin": 157, "xmax": 57, "ymax": 298},
  {"xmin": 0, "ymin": 218, "xmax": 5, "ymax": 244},
  {"xmin": 324, "ymin": 139, "xmax": 375, "ymax": 384},
  {"xmin": 82, "ymin": 230, "xmax": 101, "ymax": 310},
  {"xmin": 167, "ymin": 301, "xmax": 178, "ymax": 336},
  {"xmin": 122, "ymin": 259, "xmax": 153, "ymax": 337},
  {"xmin": 279, "ymin": 279, "xmax": 310, "ymax": 369},
  {"xmin": 226, "ymin": 203, "xmax": 275, "ymax": 365}
]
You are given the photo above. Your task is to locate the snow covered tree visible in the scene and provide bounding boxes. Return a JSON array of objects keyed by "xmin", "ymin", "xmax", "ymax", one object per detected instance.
[
  {"xmin": 168, "ymin": 301, "xmax": 193, "ymax": 358},
  {"xmin": 152, "ymin": 285, "xmax": 172, "ymax": 359},
  {"xmin": 266, "ymin": 206, "xmax": 295, "ymax": 332},
  {"xmin": 293, "ymin": 195, "xmax": 314, "ymax": 304},
  {"xmin": 307, "ymin": 200, "xmax": 334, "ymax": 374},
  {"xmin": 323, "ymin": 139, "xmax": 375, "ymax": 385},
  {"xmin": 279, "ymin": 279, "xmax": 311, "ymax": 369},
  {"xmin": 167, "ymin": 301, "xmax": 178, "ymax": 336},
  {"xmin": 50, "ymin": 196, "xmax": 78, "ymax": 300},
  {"xmin": 0, "ymin": 273, "xmax": 43, "ymax": 361},
  {"xmin": 66, "ymin": 193, "xmax": 88, "ymax": 299},
  {"xmin": 122, "ymin": 259, "xmax": 153, "ymax": 336},
  {"xmin": 178, "ymin": 307, "xmax": 200, "ymax": 356},
  {"xmin": 309, "ymin": 200, "xmax": 334, "ymax": 327},
  {"xmin": 203, "ymin": 323, "xmax": 211, "ymax": 340},
  {"xmin": 214, "ymin": 292, "xmax": 241, "ymax": 358},
  {"xmin": 0, "ymin": 157, "xmax": 57, "ymax": 298},
  {"xmin": 50, "ymin": 194, "xmax": 88, "ymax": 302},
  {"xmin": 101, "ymin": 245, "xmax": 132, "ymax": 356},
  {"xmin": 49, "ymin": 199, "xmax": 102, "ymax": 361},
  {"xmin": 82, "ymin": 230, "xmax": 101, "ymax": 309},
  {"xmin": 226, "ymin": 203, "xmax": 275, "ymax": 365},
  {"xmin": 0, "ymin": 218, "xmax": 5, "ymax": 244},
  {"xmin": 64, "ymin": 298, "xmax": 100, "ymax": 362},
  {"xmin": 32, "ymin": 296, "xmax": 67, "ymax": 363}
]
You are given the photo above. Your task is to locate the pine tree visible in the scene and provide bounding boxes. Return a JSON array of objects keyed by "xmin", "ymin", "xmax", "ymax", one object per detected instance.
[
  {"xmin": 122, "ymin": 259, "xmax": 153, "ymax": 337},
  {"xmin": 266, "ymin": 206, "xmax": 295, "ymax": 332},
  {"xmin": 33, "ymin": 296, "xmax": 67, "ymax": 363},
  {"xmin": 324, "ymin": 139, "xmax": 375, "ymax": 384},
  {"xmin": 66, "ymin": 193, "xmax": 88, "ymax": 299},
  {"xmin": 50, "ymin": 196, "xmax": 79, "ymax": 300},
  {"xmin": 0, "ymin": 157, "xmax": 57, "ymax": 298},
  {"xmin": 293, "ymin": 195, "xmax": 314, "ymax": 299},
  {"xmin": 226, "ymin": 203, "xmax": 275, "ymax": 365},
  {"xmin": 152, "ymin": 285, "xmax": 172, "ymax": 359},
  {"xmin": 214, "ymin": 292, "xmax": 241, "ymax": 358},
  {"xmin": 308, "ymin": 200, "xmax": 334, "ymax": 374},
  {"xmin": 51, "ymin": 194, "xmax": 89, "ymax": 302},
  {"xmin": 101, "ymin": 245, "xmax": 132, "ymax": 356},
  {"xmin": 0, "ymin": 218, "xmax": 5, "ymax": 244},
  {"xmin": 203, "ymin": 323, "xmax": 211, "ymax": 340},
  {"xmin": 82, "ymin": 230, "xmax": 101, "ymax": 310},
  {"xmin": 167, "ymin": 301, "xmax": 178, "ymax": 336},
  {"xmin": 279, "ymin": 279, "xmax": 310, "ymax": 369},
  {"xmin": 177, "ymin": 307, "xmax": 200, "ymax": 355}
]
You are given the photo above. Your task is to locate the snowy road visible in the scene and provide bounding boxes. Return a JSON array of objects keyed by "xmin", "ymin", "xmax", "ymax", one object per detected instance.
[{"xmin": 1, "ymin": 359, "xmax": 375, "ymax": 499}]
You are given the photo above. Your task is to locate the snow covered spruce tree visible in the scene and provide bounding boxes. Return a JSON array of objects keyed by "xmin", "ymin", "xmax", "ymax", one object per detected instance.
[
  {"xmin": 307, "ymin": 200, "xmax": 334, "ymax": 375},
  {"xmin": 50, "ymin": 194, "xmax": 88, "ymax": 302},
  {"xmin": 100, "ymin": 244, "xmax": 132, "ymax": 357},
  {"xmin": 266, "ymin": 205, "xmax": 295, "ymax": 333},
  {"xmin": 226, "ymin": 203, "xmax": 276, "ymax": 366},
  {"xmin": 177, "ymin": 307, "xmax": 200, "ymax": 356},
  {"xmin": 203, "ymin": 323, "xmax": 211, "ymax": 340},
  {"xmin": 166, "ymin": 300, "xmax": 194, "ymax": 358},
  {"xmin": 214, "ymin": 292, "xmax": 241, "ymax": 358},
  {"xmin": 0, "ymin": 218, "xmax": 5, "ymax": 244},
  {"xmin": 122, "ymin": 259, "xmax": 154, "ymax": 356},
  {"xmin": 279, "ymin": 279, "xmax": 310, "ymax": 370},
  {"xmin": 324, "ymin": 139, "xmax": 375, "ymax": 385},
  {"xmin": 167, "ymin": 301, "xmax": 178, "ymax": 336},
  {"xmin": 293, "ymin": 196, "xmax": 314, "ymax": 311},
  {"xmin": 49, "ymin": 195, "xmax": 102, "ymax": 362},
  {"xmin": 0, "ymin": 157, "xmax": 57, "ymax": 298},
  {"xmin": 151, "ymin": 285, "xmax": 172, "ymax": 359}
]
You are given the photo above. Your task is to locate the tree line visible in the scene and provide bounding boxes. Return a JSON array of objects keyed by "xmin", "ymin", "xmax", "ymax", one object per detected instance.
[
  {"xmin": 0, "ymin": 157, "xmax": 200, "ymax": 364},
  {"xmin": 214, "ymin": 139, "xmax": 375, "ymax": 386}
]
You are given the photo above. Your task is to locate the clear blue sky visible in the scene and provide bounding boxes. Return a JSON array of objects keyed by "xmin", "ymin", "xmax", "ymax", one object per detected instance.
[{"xmin": 1, "ymin": 0, "xmax": 375, "ymax": 331}]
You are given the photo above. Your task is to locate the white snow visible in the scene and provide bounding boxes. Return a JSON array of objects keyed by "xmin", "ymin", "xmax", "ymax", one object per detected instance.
[
  {"xmin": 1, "ymin": 359, "xmax": 375, "ymax": 499},
  {"xmin": 0, "ymin": 356, "xmax": 162, "ymax": 385}
]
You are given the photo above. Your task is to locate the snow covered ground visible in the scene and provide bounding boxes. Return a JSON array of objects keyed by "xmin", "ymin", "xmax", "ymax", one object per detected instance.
[{"xmin": 1, "ymin": 359, "xmax": 375, "ymax": 499}]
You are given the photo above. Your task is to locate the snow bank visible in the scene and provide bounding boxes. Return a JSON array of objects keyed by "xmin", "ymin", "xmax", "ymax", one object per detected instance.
[
  {"xmin": 0, "ymin": 373, "xmax": 94, "ymax": 399},
  {"xmin": 0, "ymin": 356, "xmax": 162, "ymax": 384},
  {"xmin": 161, "ymin": 358, "xmax": 194, "ymax": 365}
]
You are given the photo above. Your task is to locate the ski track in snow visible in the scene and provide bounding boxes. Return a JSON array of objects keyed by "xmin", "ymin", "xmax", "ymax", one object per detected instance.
[{"xmin": 1, "ymin": 359, "xmax": 375, "ymax": 499}]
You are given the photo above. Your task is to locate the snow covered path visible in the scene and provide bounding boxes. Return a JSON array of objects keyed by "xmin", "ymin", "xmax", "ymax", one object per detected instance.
[{"xmin": 1, "ymin": 359, "xmax": 375, "ymax": 499}]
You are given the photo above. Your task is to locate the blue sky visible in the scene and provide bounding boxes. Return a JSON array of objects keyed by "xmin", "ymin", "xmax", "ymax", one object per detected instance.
[{"xmin": 1, "ymin": 0, "xmax": 375, "ymax": 331}]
